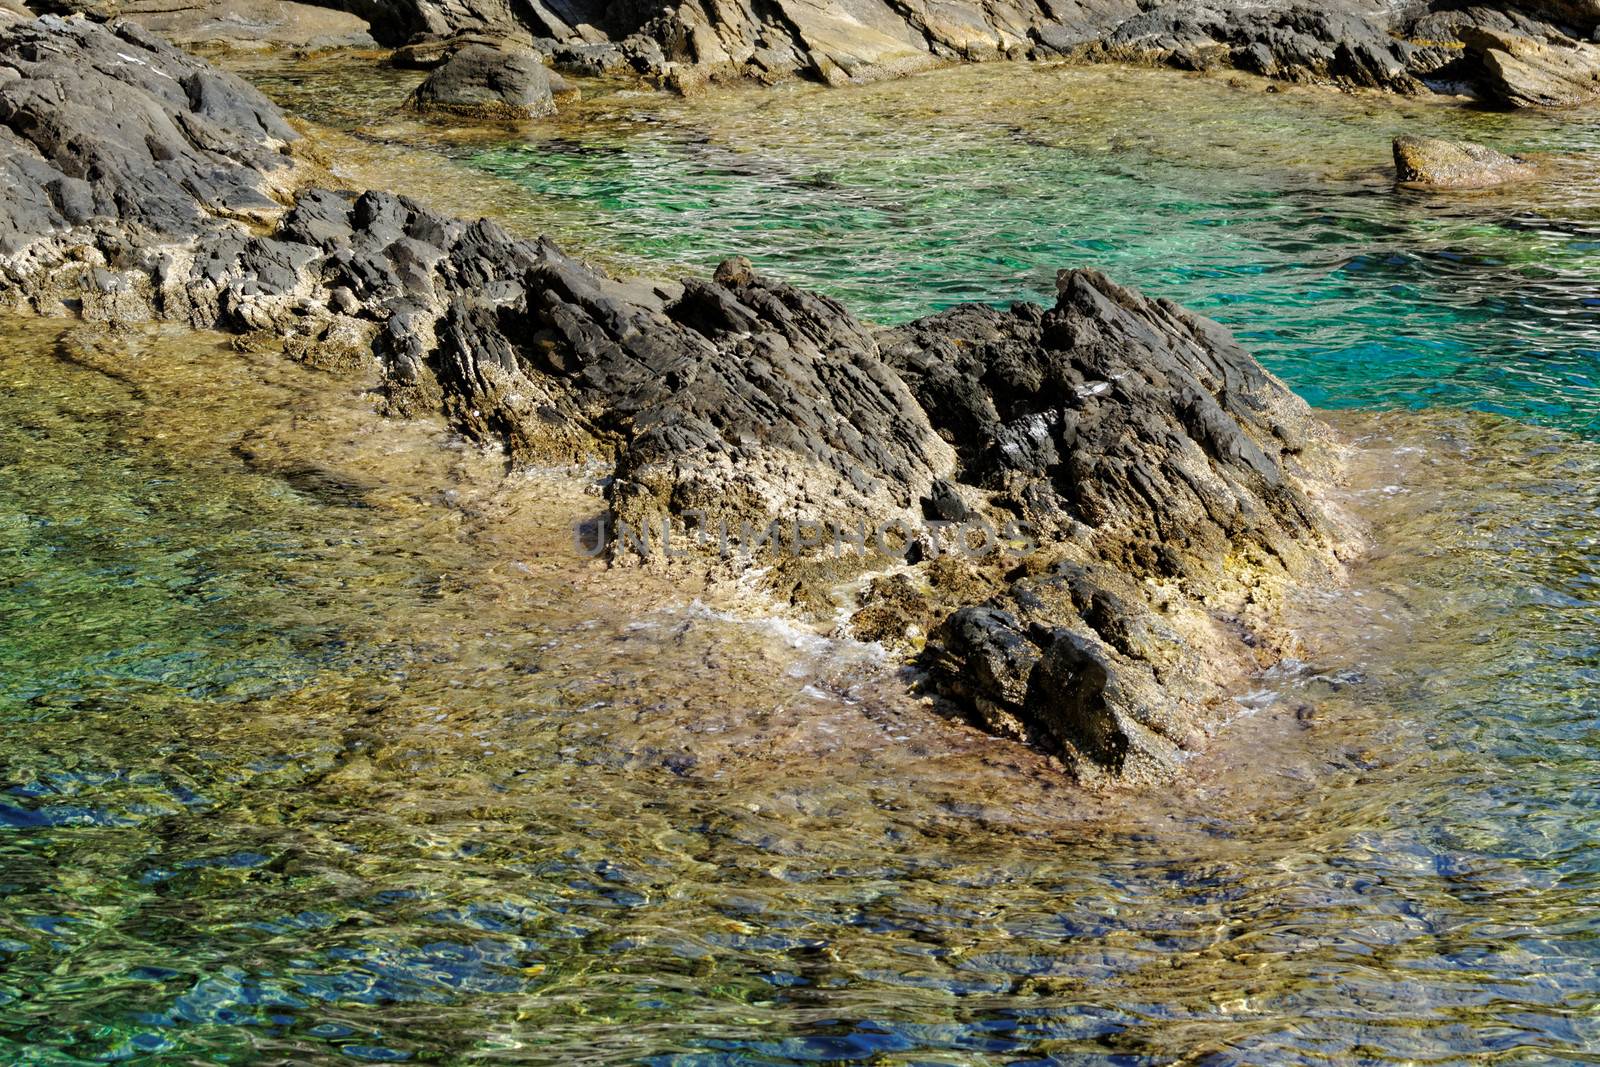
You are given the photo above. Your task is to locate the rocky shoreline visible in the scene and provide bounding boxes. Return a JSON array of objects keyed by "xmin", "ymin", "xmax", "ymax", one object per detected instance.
[
  {"xmin": 15, "ymin": 0, "xmax": 1600, "ymax": 109},
  {"xmin": 0, "ymin": 13, "xmax": 1366, "ymax": 786}
]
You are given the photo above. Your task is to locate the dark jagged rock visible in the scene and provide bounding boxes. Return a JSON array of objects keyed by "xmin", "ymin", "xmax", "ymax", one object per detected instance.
[
  {"xmin": 1394, "ymin": 134, "xmax": 1537, "ymax": 188},
  {"xmin": 407, "ymin": 42, "xmax": 557, "ymax": 118},
  {"xmin": 1075, "ymin": 2, "xmax": 1430, "ymax": 93},
  {"xmin": 0, "ymin": 14, "xmax": 304, "ymax": 258},
  {"xmin": 878, "ymin": 271, "xmax": 1349, "ymax": 783},
  {"xmin": 0, "ymin": 15, "xmax": 1358, "ymax": 788}
]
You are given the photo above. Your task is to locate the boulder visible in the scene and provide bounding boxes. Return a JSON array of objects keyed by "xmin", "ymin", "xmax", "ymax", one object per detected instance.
[
  {"xmin": 1393, "ymin": 134, "xmax": 1537, "ymax": 188},
  {"xmin": 407, "ymin": 43, "xmax": 556, "ymax": 118},
  {"xmin": 1459, "ymin": 24, "xmax": 1600, "ymax": 107}
]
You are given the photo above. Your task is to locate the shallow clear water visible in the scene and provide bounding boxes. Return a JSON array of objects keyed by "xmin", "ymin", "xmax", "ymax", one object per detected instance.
[{"xmin": 4, "ymin": 59, "xmax": 1600, "ymax": 1065}]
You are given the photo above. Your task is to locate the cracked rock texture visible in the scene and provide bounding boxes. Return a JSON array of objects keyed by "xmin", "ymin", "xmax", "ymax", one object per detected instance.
[
  {"xmin": 878, "ymin": 273, "xmax": 1352, "ymax": 783},
  {"xmin": 0, "ymin": 15, "xmax": 1358, "ymax": 786}
]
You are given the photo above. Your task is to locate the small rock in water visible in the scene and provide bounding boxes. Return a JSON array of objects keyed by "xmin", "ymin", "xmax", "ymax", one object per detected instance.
[
  {"xmin": 408, "ymin": 44, "xmax": 556, "ymax": 120},
  {"xmin": 712, "ymin": 256, "xmax": 755, "ymax": 286},
  {"xmin": 1392, "ymin": 135, "xmax": 1537, "ymax": 190}
]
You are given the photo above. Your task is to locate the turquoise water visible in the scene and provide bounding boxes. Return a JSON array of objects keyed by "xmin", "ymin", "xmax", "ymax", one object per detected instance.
[
  {"xmin": 3, "ymin": 60, "xmax": 1600, "ymax": 1064},
  {"xmin": 456, "ymin": 65, "xmax": 1600, "ymax": 435}
]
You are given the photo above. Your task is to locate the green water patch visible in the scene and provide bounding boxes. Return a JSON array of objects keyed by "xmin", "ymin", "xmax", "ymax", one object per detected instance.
[
  {"xmin": 460, "ymin": 67, "xmax": 1600, "ymax": 436},
  {"xmin": 237, "ymin": 58, "xmax": 1600, "ymax": 433}
]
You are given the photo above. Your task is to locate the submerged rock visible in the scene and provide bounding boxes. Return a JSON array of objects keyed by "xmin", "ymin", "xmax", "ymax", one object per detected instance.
[
  {"xmin": 0, "ymin": 15, "xmax": 1358, "ymax": 788},
  {"xmin": 1393, "ymin": 135, "xmax": 1537, "ymax": 188},
  {"xmin": 407, "ymin": 43, "xmax": 556, "ymax": 118}
]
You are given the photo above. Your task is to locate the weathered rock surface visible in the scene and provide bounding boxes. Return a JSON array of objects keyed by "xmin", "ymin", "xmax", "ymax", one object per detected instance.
[
  {"xmin": 0, "ymin": 14, "xmax": 305, "ymax": 259},
  {"xmin": 1461, "ymin": 23, "xmax": 1600, "ymax": 107},
  {"xmin": 0, "ymin": 15, "xmax": 1356, "ymax": 787},
  {"xmin": 879, "ymin": 273, "xmax": 1348, "ymax": 783},
  {"xmin": 1393, "ymin": 134, "xmax": 1537, "ymax": 188},
  {"xmin": 241, "ymin": 0, "xmax": 1592, "ymax": 106},
  {"xmin": 407, "ymin": 42, "xmax": 557, "ymax": 118},
  {"xmin": 32, "ymin": 0, "xmax": 375, "ymax": 50},
  {"xmin": 20, "ymin": 0, "xmax": 1600, "ymax": 104}
]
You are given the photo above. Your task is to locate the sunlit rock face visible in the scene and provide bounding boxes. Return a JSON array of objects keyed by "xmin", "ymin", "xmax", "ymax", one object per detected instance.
[
  {"xmin": 157, "ymin": 0, "xmax": 1585, "ymax": 107},
  {"xmin": 1393, "ymin": 135, "xmax": 1539, "ymax": 189},
  {"xmin": 21, "ymin": 0, "xmax": 1597, "ymax": 104}
]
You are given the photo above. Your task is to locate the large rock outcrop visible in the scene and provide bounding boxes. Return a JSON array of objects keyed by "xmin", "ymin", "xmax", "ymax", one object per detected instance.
[
  {"xmin": 1461, "ymin": 23, "xmax": 1600, "ymax": 107},
  {"xmin": 0, "ymin": 15, "xmax": 1356, "ymax": 786},
  {"xmin": 20, "ymin": 0, "xmax": 1600, "ymax": 104},
  {"xmin": 0, "ymin": 14, "xmax": 305, "ymax": 258},
  {"xmin": 877, "ymin": 274, "xmax": 1348, "ymax": 783},
  {"xmin": 253, "ymin": 0, "xmax": 1596, "ymax": 105}
]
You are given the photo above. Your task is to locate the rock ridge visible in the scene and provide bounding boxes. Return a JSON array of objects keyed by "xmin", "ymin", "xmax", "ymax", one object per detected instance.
[
  {"xmin": 0, "ymin": 15, "xmax": 1360, "ymax": 786},
  {"xmin": 244, "ymin": 0, "xmax": 1600, "ymax": 106}
]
